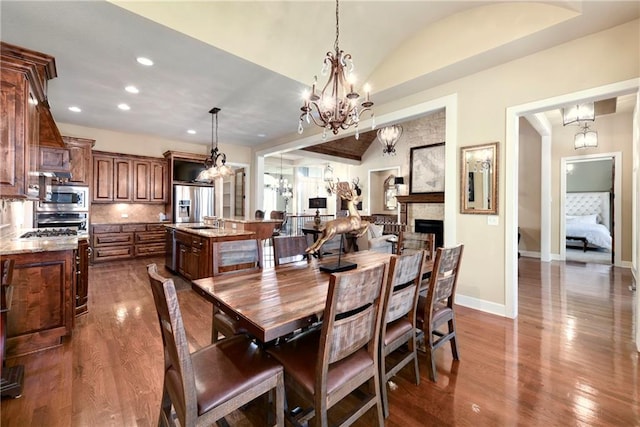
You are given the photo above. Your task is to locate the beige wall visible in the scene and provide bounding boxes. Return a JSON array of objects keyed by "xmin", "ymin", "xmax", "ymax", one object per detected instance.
[
  {"xmin": 518, "ymin": 118, "xmax": 542, "ymax": 253},
  {"xmin": 550, "ymin": 111, "xmax": 633, "ymax": 261},
  {"xmin": 344, "ymin": 19, "xmax": 639, "ymax": 308}
]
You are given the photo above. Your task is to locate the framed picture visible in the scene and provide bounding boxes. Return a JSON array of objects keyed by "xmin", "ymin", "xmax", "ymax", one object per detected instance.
[{"xmin": 409, "ymin": 143, "xmax": 445, "ymax": 194}]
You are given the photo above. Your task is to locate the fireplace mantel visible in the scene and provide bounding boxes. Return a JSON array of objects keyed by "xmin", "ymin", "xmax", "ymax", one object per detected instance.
[{"xmin": 396, "ymin": 192, "xmax": 444, "ymax": 225}]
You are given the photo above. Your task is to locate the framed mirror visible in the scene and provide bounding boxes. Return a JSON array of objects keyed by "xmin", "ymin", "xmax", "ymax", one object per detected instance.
[
  {"xmin": 460, "ymin": 142, "xmax": 498, "ymax": 214},
  {"xmin": 383, "ymin": 175, "xmax": 397, "ymax": 210}
]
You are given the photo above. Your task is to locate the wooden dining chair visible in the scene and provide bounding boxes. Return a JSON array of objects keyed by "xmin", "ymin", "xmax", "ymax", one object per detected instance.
[
  {"xmin": 146, "ymin": 264, "xmax": 285, "ymax": 427},
  {"xmin": 211, "ymin": 239, "xmax": 263, "ymax": 343},
  {"xmin": 273, "ymin": 235, "xmax": 309, "ymax": 266},
  {"xmin": 399, "ymin": 231, "xmax": 436, "ymax": 287},
  {"xmin": 415, "ymin": 244, "xmax": 464, "ymax": 382},
  {"xmin": 267, "ymin": 262, "xmax": 387, "ymax": 427},
  {"xmin": 379, "ymin": 250, "xmax": 424, "ymax": 418}
]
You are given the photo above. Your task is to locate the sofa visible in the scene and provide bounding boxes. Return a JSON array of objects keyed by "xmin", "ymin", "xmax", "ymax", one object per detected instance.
[{"xmin": 356, "ymin": 223, "xmax": 395, "ymax": 253}]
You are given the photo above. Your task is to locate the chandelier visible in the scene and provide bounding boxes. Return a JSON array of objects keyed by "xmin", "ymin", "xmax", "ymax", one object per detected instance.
[
  {"xmin": 297, "ymin": 0, "xmax": 374, "ymax": 141},
  {"xmin": 377, "ymin": 125, "xmax": 403, "ymax": 156},
  {"xmin": 278, "ymin": 155, "xmax": 293, "ymax": 200},
  {"xmin": 574, "ymin": 122, "xmax": 598, "ymax": 149},
  {"xmin": 197, "ymin": 107, "xmax": 233, "ymax": 182}
]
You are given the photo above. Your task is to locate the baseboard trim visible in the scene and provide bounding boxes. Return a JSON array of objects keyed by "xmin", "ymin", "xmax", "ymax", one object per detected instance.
[
  {"xmin": 456, "ymin": 294, "xmax": 508, "ymax": 318},
  {"xmin": 520, "ymin": 251, "xmax": 541, "ymax": 259}
]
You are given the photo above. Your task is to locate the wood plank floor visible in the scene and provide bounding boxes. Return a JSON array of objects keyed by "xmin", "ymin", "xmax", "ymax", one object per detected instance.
[{"xmin": 1, "ymin": 256, "xmax": 637, "ymax": 426}]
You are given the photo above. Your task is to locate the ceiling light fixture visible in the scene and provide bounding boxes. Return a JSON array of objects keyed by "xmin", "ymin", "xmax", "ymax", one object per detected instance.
[
  {"xmin": 187, "ymin": 129, "xmax": 196, "ymax": 135},
  {"xmin": 298, "ymin": 0, "xmax": 374, "ymax": 140},
  {"xmin": 574, "ymin": 123, "xmax": 598, "ymax": 149},
  {"xmin": 562, "ymin": 103, "xmax": 595, "ymax": 126},
  {"xmin": 125, "ymin": 85, "xmax": 139, "ymax": 94},
  {"xmin": 136, "ymin": 57, "xmax": 153, "ymax": 66},
  {"xmin": 68, "ymin": 106, "xmax": 81, "ymax": 113},
  {"xmin": 117, "ymin": 103, "xmax": 130, "ymax": 111},
  {"xmin": 278, "ymin": 154, "xmax": 293, "ymax": 200},
  {"xmin": 196, "ymin": 107, "xmax": 233, "ymax": 182},
  {"xmin": 377, "ymin": 125, "xmax": 403, "ymax": 156}
]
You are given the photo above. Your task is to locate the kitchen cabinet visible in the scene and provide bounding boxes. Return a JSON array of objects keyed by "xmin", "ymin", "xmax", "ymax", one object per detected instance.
[
  {"xmin": 39, "ymin": 146, "xmax": 70, "ymax": 173},
  {"xmin": 75, "ymin": 237, "xmax": 90, "ymax": 316},
  {"xmin": 91, "ymin": 223, "xmax": 167, "ymax": 263},
  {"xmin": 0, "ymin": 42, "xmax": 54, "ymax": 199},
  {"xmin": 93, "ymin": 152, "xmax": 167, "ymax": 204},
  {"xmin": 175, "ymin": 230, "xmax": 208, "ymax": 280},
  {"xmin": 5, "ymin": 250, "xmax": 74, "ymax": 357},
  {"xmin": 63, "ymin": 136, "xmax": 94, "ymax": 185}
]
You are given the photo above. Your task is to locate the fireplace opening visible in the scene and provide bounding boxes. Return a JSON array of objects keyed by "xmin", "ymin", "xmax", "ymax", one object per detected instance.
[{"xmin": 414, "ymin": 219, "xmax": 444, "ymax": 248}]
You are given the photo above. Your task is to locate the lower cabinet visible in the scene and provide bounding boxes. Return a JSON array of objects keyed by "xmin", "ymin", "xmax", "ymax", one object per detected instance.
[
  {"xmin": 91, "ymin": 223, "xmax": 167, "ymax": 263},
  {"xmin": 5, "ymin": 250, "xmax": 74, "ymax": 357},
  {"xmin": 75, "ymin": 237, "xmax": 90, "ymax": 316},
  {"xmin": 174, "ymin": 230, "xmax": 209, "ymax": 280}
]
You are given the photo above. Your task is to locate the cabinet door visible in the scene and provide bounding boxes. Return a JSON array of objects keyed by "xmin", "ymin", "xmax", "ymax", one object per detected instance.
[
  {"xmin": 65, "ymin": 137, "xmax": 93, "ymax": 185},
  {"xmin": 39, "ymin": 147, "xmax": 70, "ymax": 172},
  {"xmin": 0, "ymin": 69, "xmax": 28, "ymax": 198},
  {"xmin": 133, "ymin": 160, "xmax": 150, "ymax": 202},
  {"xmin": 75, "ymin": 238, "xmax": 90, "ymax": 316},
  {"xmin": 113, "ymin": 159, "xmax": 132, "ymax": 201},
  {"xmin": 150, "ymin": 160, "xmax": 167, "ymax": 203},
  {"xmin": 92, "ymin": 155, "xmax": 114, "ymax": 202}
]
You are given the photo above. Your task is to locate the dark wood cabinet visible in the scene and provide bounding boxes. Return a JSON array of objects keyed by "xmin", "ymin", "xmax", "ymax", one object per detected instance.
[
  {"xmin": 93, "ymin": 152, "xmax": 166, "ymax": 204},
  {"xmin": 39, "ymin": 146, "xmax": 70, "ymax": 172},
  {"xmin": 63, "ymin": 136, "xmax": 94, "ymax": 185},
  {"xmin": 91, "ymin": 223, "xmax": 167, "ymax": 263},
  {"xmin": 75, "ymin": 237, "xmax": 90, "ymax": 316},
  {"xmin": 174, "ymin": 230, "xmax": 208, "ymax": 280},
  {"xmin": 5, "ymin": 250, "xmax": 74, "ymax": 357}
]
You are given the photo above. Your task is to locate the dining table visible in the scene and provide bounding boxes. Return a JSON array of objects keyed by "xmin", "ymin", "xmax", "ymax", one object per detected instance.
[{"xmin": 191, "ymin": 250, "xmax": 434, "ymax": 344}]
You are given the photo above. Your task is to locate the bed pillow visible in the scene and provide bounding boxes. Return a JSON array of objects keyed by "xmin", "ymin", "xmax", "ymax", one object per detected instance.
[
  {"xmin": 566, "ymin": 214, "xmax": 598, "ymax": 225},
  {"xmin": 369, "ymin": 224, "xmax": 384, "ymax": 238}
]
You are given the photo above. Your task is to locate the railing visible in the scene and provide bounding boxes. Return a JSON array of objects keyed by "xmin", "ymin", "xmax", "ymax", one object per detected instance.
[{"xmin": 285, "ymin": 214, "xmax": 335, "ymax": 236}]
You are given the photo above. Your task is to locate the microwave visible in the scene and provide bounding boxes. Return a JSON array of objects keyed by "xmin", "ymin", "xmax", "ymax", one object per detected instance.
[{"xmin": 37, "ymin": 185, "xmax": 89, "ymax": 212}]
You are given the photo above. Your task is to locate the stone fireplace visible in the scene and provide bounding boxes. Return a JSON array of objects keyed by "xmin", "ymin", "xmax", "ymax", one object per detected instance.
[{"xmin": 415, "ymin": 219, "xmax": 444, "ymax": 248}]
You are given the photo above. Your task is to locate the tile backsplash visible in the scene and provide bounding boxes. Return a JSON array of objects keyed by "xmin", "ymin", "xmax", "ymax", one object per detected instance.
[
  {"xmin": 0, "ymin": 199, "xmax": 35, "ymax": 238},
  {"xmin": 91, "ymin": 203, "xmax": 167, "ymax": 224}
]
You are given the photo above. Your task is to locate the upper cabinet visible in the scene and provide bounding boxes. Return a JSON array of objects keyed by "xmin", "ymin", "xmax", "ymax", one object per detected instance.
[
  {"xmin": 92, "ymin": 151, "xmax": 167, "ymax": 204},
  {"xmin": 0, "ymin": 42, "xmax": 59, "ymax": 199},
  {"xmin": 63, "ymin": 136, "xmax": 94, "ymax": 186}
]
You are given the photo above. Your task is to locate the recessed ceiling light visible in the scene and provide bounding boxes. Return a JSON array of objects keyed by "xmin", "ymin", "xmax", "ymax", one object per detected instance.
[
  {"xmin": 68, "ymin": 106, "xmax": 82, "ymax": 113},
  {"xmin": 257, "ymin": 133, "xmax": 267, "ymax": 138},
  {"xmin": 118, "ymin": 103, "xmax": 131, "ymax": 111},
  {"xmin": 187, "ymin": 129, "xmax": 196, "ymax": 135},
  {"xmin": 136, "ymin": 57, "xmax": 153, "ymax": 66},
  {"xmin": 125, "ymin": 85, "xmax": 139, "ymax": 94}
]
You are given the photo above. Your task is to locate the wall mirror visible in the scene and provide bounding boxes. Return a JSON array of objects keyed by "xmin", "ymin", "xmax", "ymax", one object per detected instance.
[
  {"xmin": 384, "ymin": 175, "xmax": 397, "ymax": 210},
  {"xmin": 461, "ymin": 142, "xmax": 498, "ymax": 214}
]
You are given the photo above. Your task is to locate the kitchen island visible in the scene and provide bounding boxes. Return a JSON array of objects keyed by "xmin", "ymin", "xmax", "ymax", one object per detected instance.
[
  {"xmin": 164, "ymin": 223, "xmax": 256, "ymax": 280},
  {"xmin": 220, "ymin": 218, "xmax": 282, "ymax": 241}
]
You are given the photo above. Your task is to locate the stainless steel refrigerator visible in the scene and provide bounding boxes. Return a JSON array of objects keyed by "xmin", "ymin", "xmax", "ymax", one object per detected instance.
[{"xmin": 173, "ymin": 184, "xmax": 215, "ymax": 223}]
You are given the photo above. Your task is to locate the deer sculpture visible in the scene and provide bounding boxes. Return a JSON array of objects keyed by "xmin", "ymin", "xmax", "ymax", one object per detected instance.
[{"xmin": 305, "ymin": 181, "xmax": 370, "ymax": 255}]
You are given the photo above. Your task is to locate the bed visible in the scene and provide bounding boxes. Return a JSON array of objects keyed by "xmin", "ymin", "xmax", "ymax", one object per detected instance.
[{"xmin": 565, "ymin": 192, "xmax": 612, "ymax": 252}]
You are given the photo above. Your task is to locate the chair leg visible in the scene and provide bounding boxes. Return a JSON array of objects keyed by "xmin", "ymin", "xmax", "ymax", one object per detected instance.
[
  {"xmin": 211, "ymin": 306, "xmax": 219, "ymax": 343},
  {"xmin": 411, "ymin": 337, "xmax": 420, "ymax": 386},
  {"xmin": 381, "ymin": 369, "xmax": 390, "ymax": 419},
  {"xmin": 158, "ymin": 386, "xmax": 174, "ymax": 427},
  {"xmin": 426, "ymin": 347, "xmax": 437, "ymax": 382},
  {"xmin": 449, "ymin": 318, "xmax": 459, "ymax": 360}
]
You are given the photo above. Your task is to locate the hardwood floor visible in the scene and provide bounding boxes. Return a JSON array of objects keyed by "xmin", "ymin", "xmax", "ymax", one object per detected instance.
[{"xmin": 1, "ymin": 256, "xmax": 637, "ymax": 426}]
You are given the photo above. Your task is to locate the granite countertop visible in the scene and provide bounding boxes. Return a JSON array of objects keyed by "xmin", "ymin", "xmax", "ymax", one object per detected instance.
[
  {"xmin": 91, "ymin": 220, "xmax": 173, "ymax": 225},
  {"xmin": 0, "ymin": 231, "xmax": 80, "ymax": 256},
  {"xmin": 165, "ymin": 223, "xmax": 255, "ymax": 238},
  {"xmin": 221, "ymin": 218, "xmax": 281, "ymax": 224}
]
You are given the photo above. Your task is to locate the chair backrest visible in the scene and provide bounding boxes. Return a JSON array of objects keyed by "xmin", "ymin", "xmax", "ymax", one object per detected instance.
[
  {"xmin": 270, "ymin": 210, "xmax": 286, "ymax": 234},
  {"xmin": 212, "ymin": 239, "xmax": 262, "ymax": 276},
  {"xmin": 273, "ymin": 235, "xmax": 309, "ymax": 266},
  {"xmin": 255, "ymin": 209, "xmax": 265, "ymax": 220},
  {"xmin": 399, "ymin": 231, "xmax": 436, "ymax": 261},
  {"xmin": 146, "ymin": 263, "xmax": 196, "ymax": 424},
  {"xmin": 383, "ymin": 251, "xmax": 424, "ymax": 325},
  {"xmin": 424, "ymin": 245, "xmax": 464, "ymax": 315},
  {"xmin": 317, "ymin": 263, "xmax": 387, "ymax": 377}
]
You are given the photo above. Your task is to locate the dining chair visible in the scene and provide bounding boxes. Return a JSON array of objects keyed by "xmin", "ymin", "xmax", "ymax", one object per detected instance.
[
  {"xmin": 211, "ymin": 239, "xmax": 263, "ymax": 343},
  {"xmin": 379, "ymin": 250, "xmax": 424, "ymax": 418},
  {"xmin": 398, "ymin": 231, "xmax": 436, "ymax": 287},
  {"xmin": 267, "ymin": 262, "xmax": 387, "ymax": 427},
  {"xmin": 146, "ymin": 264, "xmax": 285, "ymax": 427},
  {"xmin": 415, "ymin": 244, "xmax": 464, "ymax": 382},
  {"xmin": 273, "ymin": 235, "xmax": 309, "ymax": 266}
]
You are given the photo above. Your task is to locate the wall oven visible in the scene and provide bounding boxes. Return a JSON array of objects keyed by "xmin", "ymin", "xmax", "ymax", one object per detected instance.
[{"xmin": 37, "ymin": 185, "xmax": 88, "ymax": 212}]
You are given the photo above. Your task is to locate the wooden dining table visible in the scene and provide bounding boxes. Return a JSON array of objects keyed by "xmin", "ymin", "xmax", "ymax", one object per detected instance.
[{"xmin": 191, "ymin": 250, "xmax": 434, "ymax": 344}]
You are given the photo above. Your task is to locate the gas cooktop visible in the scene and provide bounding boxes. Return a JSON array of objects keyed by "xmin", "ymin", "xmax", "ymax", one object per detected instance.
[{"xmin": 19, "ymin": 228, "xmax": 78, "ymax": 239}]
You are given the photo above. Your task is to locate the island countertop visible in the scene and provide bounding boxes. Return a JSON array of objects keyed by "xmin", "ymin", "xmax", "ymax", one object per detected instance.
[
  {"xmin": 0, "ymin": 228, "xmax": 86, "ymax": 256},
  {"xmin": 164, "ymin": 223, "xmax": 255, "ymax": 239}
]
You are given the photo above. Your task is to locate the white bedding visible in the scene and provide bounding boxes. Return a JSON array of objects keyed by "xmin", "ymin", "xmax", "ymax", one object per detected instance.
[{"xmin": 565, "ymin": 222, "xmax": 612, "ymax": 251}]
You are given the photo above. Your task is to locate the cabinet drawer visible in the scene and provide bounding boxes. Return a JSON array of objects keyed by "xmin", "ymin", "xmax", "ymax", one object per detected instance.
[
  {"xmin": 146, "ymin": 224, "xmax": 166, "ymax": 232},
  {"xmin": 93, "ymin": 232, "xmax": 134, "ymax": 247},
  {"xmin": 93, "ymin": 224, "xmax": 121, "ymax": 233},
  {"xmin": 93, "ymin": 245, "xmax": 134, "ymax": 262},
  {"xmin": 135, "ymin": 231, "xmax": 165, "ymax": 243},
  {"xmin": 135, "ymin": 243, "xmax": 166, "ymax": 256},
  {"xmin": 122, "ymin": 224, "xmax": 146, "ymax": 232}
]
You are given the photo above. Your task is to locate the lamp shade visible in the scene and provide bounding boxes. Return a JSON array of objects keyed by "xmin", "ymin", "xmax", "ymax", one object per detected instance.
[
  {"xmin": 394, "ymin": 177, "xmax": 405, "ymax": 185},
  {"xmin": 309, "ymin": 197, "xmax": 327, "ymax": 209},
  {"xmin": 562, "ymin": 103, "xmax": 595, "ymax": 126}
]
